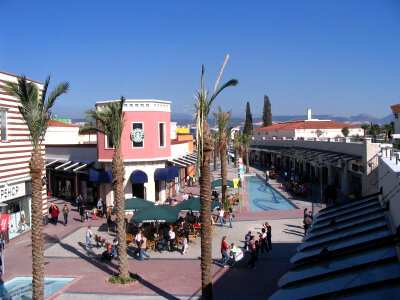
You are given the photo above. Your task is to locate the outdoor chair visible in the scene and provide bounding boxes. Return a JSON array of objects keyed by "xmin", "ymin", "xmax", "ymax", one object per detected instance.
[
  {"xmin": 126, "ymin": 233, "xmax": 134, "ymax": 245},
  {"xmin": 146, "ymin": 239, "xmax": 156, "ymax": 252}
]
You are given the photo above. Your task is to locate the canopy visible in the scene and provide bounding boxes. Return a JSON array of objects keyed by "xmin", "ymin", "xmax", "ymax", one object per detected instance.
[
  {"xmin": 113, "ymin": 197, "xmax": 154, "ymax": 212},
  {"xmin": 154, "ymin": 166, "xmax": 179, "ymax": 181},
  {"xmin": 177, "ymin": 197, "xmax": 220, "ymax": 213},
  {"xmin": 131, "ymin": 205, "xmax": 180, "ymax": 223},
  {"xmin": 89, "ymin": 169, "xmax": 101, "ymax": 181},
  {"xmin": 99, "ymin": 170, "xmax": 113, "ymax": 183},
  {"xmin": 211, "ymin": 179, "xmax": 234, "ymax": 189},
  {"xmin": 130, "ymin": 170, "xmax": 148, "ymax": 184}
]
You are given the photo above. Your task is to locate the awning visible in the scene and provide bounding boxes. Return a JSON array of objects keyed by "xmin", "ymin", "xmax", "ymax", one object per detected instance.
[
  {"xmin": 154, "ymin": 166, "xmax": 179, "ymax": 181},
  {"xmin": 89, "ymin": 169, "xmax": 101, "ymax": 181},
  {"xmin": 130, "ymin": 170, "xmax": 148, "ymax": 184},
  {"xmin": 99, "ymin": 170, "xmax": 113, "ymax": 183}
]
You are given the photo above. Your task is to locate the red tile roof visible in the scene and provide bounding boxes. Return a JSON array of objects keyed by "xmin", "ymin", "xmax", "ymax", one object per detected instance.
[
  {"xmin": 252, "ymin": 120, "xmax": 360, "ymax": 132},
  {"xmin": 390, "ymin": 104, "xmax": 400, "ymax": 109},
  {"xmin": 47, "ymin": 120, "xmax": 79, "ymax": 128}
]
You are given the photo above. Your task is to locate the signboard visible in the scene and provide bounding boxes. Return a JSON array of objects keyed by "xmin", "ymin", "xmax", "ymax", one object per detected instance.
[
  {"xmin": 238, "ymin": 157, "xmax": 244, "ymax": 180},
  {"xmin": 0, "ymin": 214, "xmax": 9, "ymax": 232},
  {"xmin": 131, "ymin": 128, "xmax": 145, "ymax": 143},
  {"xmin": 0, "ymin": 182, "xmax": 26, "ymax": 202}
]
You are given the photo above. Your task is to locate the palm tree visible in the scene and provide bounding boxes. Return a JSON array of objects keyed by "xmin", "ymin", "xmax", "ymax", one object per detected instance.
[
  {"xmin": 2, "ymin": 75, "xmax": 69, "ymax": 300},
  {"xmin": 195, "ymin": 55, "xmax": 238, "ymax": 300},
  {"xmin": 226, "ymin": 127, "xmax": 233, "ymax": 165},
  {"xmin": 213, "ymin": 107, "xmax": 232, "ymax": 204},
  {"xmin": 233, "ymin": 132, "xmax": 241, "ymax": 168},
  {"xmin": 213, "ymin": 131, "xmax": 219, "ymax": 171},
  {"xmin": 85, "ymin": 96, "xmax": 130, "ymax": 280},
  {"xmin": 361, "ymin": 124, "xmax": 369, "ymax": 137}
]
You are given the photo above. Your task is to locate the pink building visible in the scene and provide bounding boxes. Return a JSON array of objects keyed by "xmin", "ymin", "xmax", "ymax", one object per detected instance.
[{"xmin": 93, "ymin": 99, "xmax": 179, "ymax": 205}]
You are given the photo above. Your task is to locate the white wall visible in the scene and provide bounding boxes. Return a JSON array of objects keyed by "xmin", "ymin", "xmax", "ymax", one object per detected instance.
[
  {"xmin": 252, "ymin": 129, "xmax": 295, "ymax": 139},
  {"xmin": 45, "ymin": 127, "xmax": 80, "ymax": 144},
  {"xmin": 170, "ymin": 122, "xmax": 177, "ymax": 140},
  {"xmin": 171, "ymin": 143, "xmax": 189, "ymax": 158},
  {"xmin": 294, "ymin": 128, "xmax": 364, "ymax": 139},
  {"xmin": 46, "ymin": 145, "xmax": 97, "ymax": 162},
  {"xmin": 78, "ymin": 132, "xmax": 97, "ymax": 144}
]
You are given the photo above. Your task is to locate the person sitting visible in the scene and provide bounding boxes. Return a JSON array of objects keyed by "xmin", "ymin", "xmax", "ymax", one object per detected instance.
[
  {"xmin": 155, "ymin": 199, "xmax": 160, "ymax": 206},
  {"xmin": 101, "ymin": 244, "xmax": 114, "ymax": 261}
]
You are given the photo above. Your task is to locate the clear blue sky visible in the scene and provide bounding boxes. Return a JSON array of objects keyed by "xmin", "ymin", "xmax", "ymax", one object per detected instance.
[{"xmin": 1, "ymin": 0, "xmax": 399, "ymax": 119}]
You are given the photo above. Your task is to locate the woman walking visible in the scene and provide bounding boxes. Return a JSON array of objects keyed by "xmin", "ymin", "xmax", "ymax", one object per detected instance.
[
  {"xmin": 221, "ymin": 236, "xmax": 229, "ymax": 268},
  {"xmin": 79, "ymin": 204, "xmax": 85, "ymax": 222}
]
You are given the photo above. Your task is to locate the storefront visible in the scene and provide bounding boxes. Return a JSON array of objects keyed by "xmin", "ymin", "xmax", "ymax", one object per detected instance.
[{"xmin": 0, "ymin": 181, "xmax": 32, "ymax": 240}]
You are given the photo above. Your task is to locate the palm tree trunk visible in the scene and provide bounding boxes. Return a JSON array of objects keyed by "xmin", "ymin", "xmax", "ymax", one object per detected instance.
[
  {"xmin": 220, "ymin": 133, "xmax": 228, "ymax": 204},
  {"xmin": 245, "ymin": 145, "xmax": 250, "ymax": 173},
  {"xmin": 113, "ymin": 150, "xmax": 129, "ymax": 279},
  {"xmin": 200, "ymin": 120, "xmax": 213, "ymax": 300},
  {"xmin": 30, "ymin": 149, "xmax": 45, "ymax": 300},
  {"xmin": 213, "ymin": 140, "xmax": 217, "ymax": 171}
]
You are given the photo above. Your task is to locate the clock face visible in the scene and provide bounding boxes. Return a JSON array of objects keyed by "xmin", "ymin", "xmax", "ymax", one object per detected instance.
[{"xmin": 131, "ymin": 128, "xmax": 145, "ymax": 143}]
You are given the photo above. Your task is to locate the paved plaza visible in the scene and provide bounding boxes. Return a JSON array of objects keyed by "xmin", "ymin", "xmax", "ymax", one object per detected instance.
[{"xmin": 2, "ymin": 163, "xmax": 318, "ymax": 299}]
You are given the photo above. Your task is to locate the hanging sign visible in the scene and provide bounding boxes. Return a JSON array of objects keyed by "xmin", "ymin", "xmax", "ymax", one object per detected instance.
[
  {"xmin": 131, "ymin": 128, "xmax": 145, "ymax": 143},
  {"xmin": 0, "ymin": 214, "xmax": 9, "ymax": 232}
]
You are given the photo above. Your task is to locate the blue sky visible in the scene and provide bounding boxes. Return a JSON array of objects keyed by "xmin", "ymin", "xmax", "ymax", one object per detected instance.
[{"xmin": 1, "ymin": 0, "xmax": 399, "ymax": 119}]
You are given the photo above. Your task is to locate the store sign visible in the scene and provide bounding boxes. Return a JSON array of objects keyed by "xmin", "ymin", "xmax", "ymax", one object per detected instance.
[
  {"xmin": 0, "ymin": 182, "xmax": 26, "ymax": 201},
  {"xmin": 131, "ymin": 128, "xmax": 145, "ymax": 143},
  {"xmin": 0, "ymin": 214, "xmax": 9, "ymax": 232}
]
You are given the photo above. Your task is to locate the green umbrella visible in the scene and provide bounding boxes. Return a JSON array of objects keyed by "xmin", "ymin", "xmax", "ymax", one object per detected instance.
[
  {"xmin": 177, "ymin": 197, "xmax": 220, "ymax": 213},
  {"xmin": 131, "ymin": 205, "xmax": 180, "ymax": 223},
  {"xmin": 113, "ymin": 197, "xmax": 154, "ymax": 212},
  {"xmin": 211, "ymin": 178, "xmax": 234, "ymax": 189}
]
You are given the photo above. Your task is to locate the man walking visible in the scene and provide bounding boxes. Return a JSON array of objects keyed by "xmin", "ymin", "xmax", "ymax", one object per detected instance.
[
  {"xmin": 85, "ymin": 225, "xmax": 93, "ymax": 250},
  {"xmin": 139, "ymin": 235, "xmax": 150, "ymax": 261},
  {"xmin": 219, "ymin": 208, "xmax": 225, "ymax": 227},
  {"xmin": 62, "ymin": 204, "xmax": 69, "ymax": 225}
]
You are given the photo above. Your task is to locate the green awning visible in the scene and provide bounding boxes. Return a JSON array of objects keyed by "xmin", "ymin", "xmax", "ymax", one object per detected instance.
[
  {"xmin": 176, "ymin": 197, "xmax": 220, "ymax": 213},
  {"xmin": 131, "ymin": 205, "xmax": 180, "ymax": 223},
  {"xmin": 211, "ymin": 179, "xmax": 234, "ymax": 189},
  {"xmin": 113, "ymin": 197, "xmax": 154, "ymax": 212}
]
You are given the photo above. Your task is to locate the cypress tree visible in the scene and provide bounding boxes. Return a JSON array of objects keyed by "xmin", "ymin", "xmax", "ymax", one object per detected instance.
[
  {"xmin": 262, "ymin": 95, "xmax": 272, "ymax": 127},
  {"xmin": 244, "ymin": 101, "xmax": 253, "ymax": 136}
]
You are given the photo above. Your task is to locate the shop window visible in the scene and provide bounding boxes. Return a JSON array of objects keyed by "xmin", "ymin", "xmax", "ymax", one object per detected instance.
[
  {"xmin": 132, "ymin": 122, "xmax": 144, "ymax": 148},
  {"xmin": 1, "ymin": 108, "xmax": 8, "ymax": 141},
  {"xmin": 159, "ymin": 122, "xmax": 165, "ymax": 147},
  {"xmin": 105, "ymin": 136, "xmax": 114, "ymax": 149}
]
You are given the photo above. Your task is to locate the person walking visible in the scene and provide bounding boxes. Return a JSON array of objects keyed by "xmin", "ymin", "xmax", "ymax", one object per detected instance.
[
  {"xmin": 85, "ymin": 225, "xmax": 93, "ymax": 250},
  {"xmin": 181, "ymin": 236, "xmax": 188, "ymax": 255},
  {"xmin": 259, "ymin": 228, "xmax": 268, "ymax": 254},
  {"xmin": 246, "ymin": 236, "xmax": 257, "ymax": 269},
  {"xmin": 62, "ymin": 204, "xmax": 69, "ymax": 225},
  {"xmin": 169, "ymin": 225, "xmax": 176, "ymax": 252},
  {"xmin": 139, "ymin": 236, "xmax": 150, "ymax": 261},
  {"xmin": 221, "ymin": 236, "xmax": 229, "ymax": 268},
  {"xmin": 79, "ymin": 204, "xmax": 85, "ymax": 222},
  {"xmin": 228, "ymin": 208, "xmax": 234, "ymax": 228},
  {"xmin": 264, "ymin": 222, "xmax": 272, "ymax": 251},
  {"xmin": 304, "ymin": 214, "xmax": 312, "ymax": 235},
  {"xmin": 134, "ymin": 229, "xmax": 142, "ymax": 255},
  {"xmin": 76, "ymin": 194, "xmax": 83, "ymax": 206},
  {"xmin": 51, "ymin": 205, "xmax": 59, "ymax": 225},
  {"xmin": 219, "ymin": 208, "xmax": 225, "ymax": 227},
  {"xmin": 97, "ymin": 198, "xmax": 103, "ymax": 217}
]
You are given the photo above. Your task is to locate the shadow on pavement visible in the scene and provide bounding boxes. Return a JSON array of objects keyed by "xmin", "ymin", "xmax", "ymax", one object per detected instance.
[
  {"xmin": 284, "ymin": 224, "xmax": 303, "ymax": 229},
  {"xmin": 138, "ymin": 277, "xmax": 180, "ymax": 300},
  {"xmin": 282, "ymin": 229, "xmax": 304, "ymax": 237}
]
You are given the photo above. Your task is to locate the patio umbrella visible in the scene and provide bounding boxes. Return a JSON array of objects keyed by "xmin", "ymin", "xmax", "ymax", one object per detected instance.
[
  {"xmin": 211, "ymin": 178, "xmax": 234, "ymax": 189},
  {"xmin": 177, "ymin": 197, "xmax": 220, "ymax": 213},
  {"xmin": 113, "ymin": 197, "xmax": 154, "ymax": 212},
  {"xmin": 130, "ymin": 205, "xmax": 180, "ymax": 223}
]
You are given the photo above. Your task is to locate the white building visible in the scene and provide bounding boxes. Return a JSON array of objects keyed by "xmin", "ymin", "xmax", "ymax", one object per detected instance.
[
  {"xmin": 45, "ymin": 120, "xmax": 80, "ymax": 144},
  {"xmin": 252, "ymin": 109, "xmax": 364, "ymax": 140}
]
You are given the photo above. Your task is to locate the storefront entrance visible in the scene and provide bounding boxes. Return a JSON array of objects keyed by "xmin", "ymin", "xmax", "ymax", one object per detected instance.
[
  {"xmin": 5, "ymin": 195, "xmax": 31, "ymax": 240},
  {"xmin": 132, "ymin": 183, "xmax": 146, "ymax": 199}
]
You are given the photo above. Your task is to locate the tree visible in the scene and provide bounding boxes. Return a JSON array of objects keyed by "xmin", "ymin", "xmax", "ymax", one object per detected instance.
[
  {"xmin": 85, "ymin": 96, "xmax": 130, "ymax": 280},
  {"xmin": 244, "ymin": 102, "xmax": 253, "ymax": 136},
  {"xmin": 213, "ymin": 131, "xmax": 219, "ymax": 171},
  {"xmin": 213, "ymin": 106, "xmax": 232, "ymax": 206},
  {"xmin": 361, "ymin": 124, "xmax": 369, "ymax": 137},
  {"xmin": 369, "ymin": 123, "xmax": 381, "ymax": 142},
  {"xmin": 239, "ymin": 132, "xmax": 251, "ymax": 173},
  {"xmin": 341, "ymin": 127, "xmax": 350, "ymax": 137},
  {"xmin": 2, "ymin": 75, "xmax": 69, "ymax": 300},
  {"xmin": 226, "ymin": 127, "xmax": 233, "ymax": 165},
  {"xmin": 195, "ymin": 55, "xmax": 238, "ymax": 299},
  {"xmin": 262, "ymin": 95, "xmax": 272, "ymax": 127},
  {"xmin": 383, "ymin": 123, "xmax": 394, "ymax": 141}
]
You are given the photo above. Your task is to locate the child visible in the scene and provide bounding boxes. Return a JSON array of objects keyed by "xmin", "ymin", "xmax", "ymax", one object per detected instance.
[
  {"xmin": 181, "ymin": 236, "xmax": 188, "ymax": 255},
  {"xmin": 85, "ymin": 211, "xmax": 89, "ymax": 221}
]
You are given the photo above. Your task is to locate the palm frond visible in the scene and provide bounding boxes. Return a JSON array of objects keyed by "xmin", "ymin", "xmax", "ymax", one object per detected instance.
[{"xmin": 46, "ymin": 81, "xmax": 69, "ymax": 111}]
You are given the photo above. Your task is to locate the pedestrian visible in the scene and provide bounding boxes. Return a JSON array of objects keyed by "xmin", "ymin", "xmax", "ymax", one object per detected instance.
[
  {"xmin": 85, "ymin": 225, "xmax": 93, "ymax": 250},
  {"xmin": 265, "ymin": 169, "xmax": 269, "ymax": 181},
  {"xmin": 244, "ymin": 231, "xmax": 251, "ymax": 249},
  {"xmin": 139, "ymin": 235, "xmax": 150, "ymax": 261},
  {"xmin": 304, "ymin": 214, "xmax": 312, "ymax": 235},
  {"xmin": 221, "ymin": 236, "xmax": 229, "ymax": 268},
  {"xmin": 264, "ymin": 222, "xmax": 272, "ymax": 251},
  {"xmin": 186, "ymin": 175, "xmax": 190, "ymax": 186},
  {"xmin": 181, "ymin": 236, "xmax": 188, "ymax": 255},
  {"xmin": 48, "ymin": 204, "xmax": 53, "ymax": 223},
  {"xmin": 192, "ymin": 176, "xmax": 196, "ymax": 186},
  {"xmin": 79, "ymin": 204, "xmax": 85, "ymax": 222},
  {"xmin": 134, "ymin": 229, "xmax": 142, "ymax": 255},
  {"xmin": 228, "ymin": 207, "xmax": 234, "ymax": 228},
  {"xmin": 188, "ymin": 192, "xmax": 193, "ymax": 199},
  {"xmin": 245, "ymin": 236, "xmax": 257, "ymax": 269},
  {"xmin": 111, "ymin": 236, "xmax": 118, "ymax": 258},
  {"xmin": 303, "ymin": 208, "xmax": 308, "ymax": 220},
  {"xmin": 76, "ymin": 194, "xmax": 83, "ymax": 206},
  {"xmin": 308, "ymin": 211, "xmax": 313, "ymax": 221},
  {"xmin": 51, "ymin": 205, "xmax": 59, "ymax": 225},
  {"xmin": 259, "ymin": 228, "xmax": 268, "ymax": 253},
  {"xmin": 85, "ymin": 210, "xmax": 89, "ymax": 221},
  {"xmin": 183, "ymin": 192, "xmax": 188, "ymax": 201},
  {"xmin": 92, "ymin": 207, "xmax": 98, "ymax": 220},
  {"xmin": 169, "ymin": 225, "xmax": 176, "ymax": 252},
  {"xmin": 219, "ymin": 208, "xmax": 225, "ymax": 227},
  {"xmin": 62, "ymin": 204, "xmax": 69, "ymax": 225},
  {"xmin": 97, "ymin": 198, "xmax": 103, "ymax": 217},
  {"xmin": 102, "ymin": 200, "xmax": 107, "ymax": 218}
]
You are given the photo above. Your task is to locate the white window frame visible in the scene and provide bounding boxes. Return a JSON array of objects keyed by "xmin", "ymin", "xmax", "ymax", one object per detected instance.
[
  {"xmin": 158, "ymin": 122, "xmax": 166, "ymax": 148},
  {"xmin": 1, "ymin": 108, "xmax": 8, "ymax": 142},
  {"xmin": 132, "ymin": 122, "xmax": 144, "ymax": 149},
  {"xmin": 105, "ymin": 135, "xmax": 114, "ymax": 149}
]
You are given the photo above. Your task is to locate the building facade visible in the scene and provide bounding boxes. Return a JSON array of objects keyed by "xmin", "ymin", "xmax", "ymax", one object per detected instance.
[{"xmin": 0, "ymin": 71, "xmax": 47, "ymax": 239}]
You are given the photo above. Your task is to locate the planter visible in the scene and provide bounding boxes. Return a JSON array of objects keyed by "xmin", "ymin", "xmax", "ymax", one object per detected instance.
[{"xmin": 105, "ymin": 274, "xmax": 140, "ymax": 287}]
